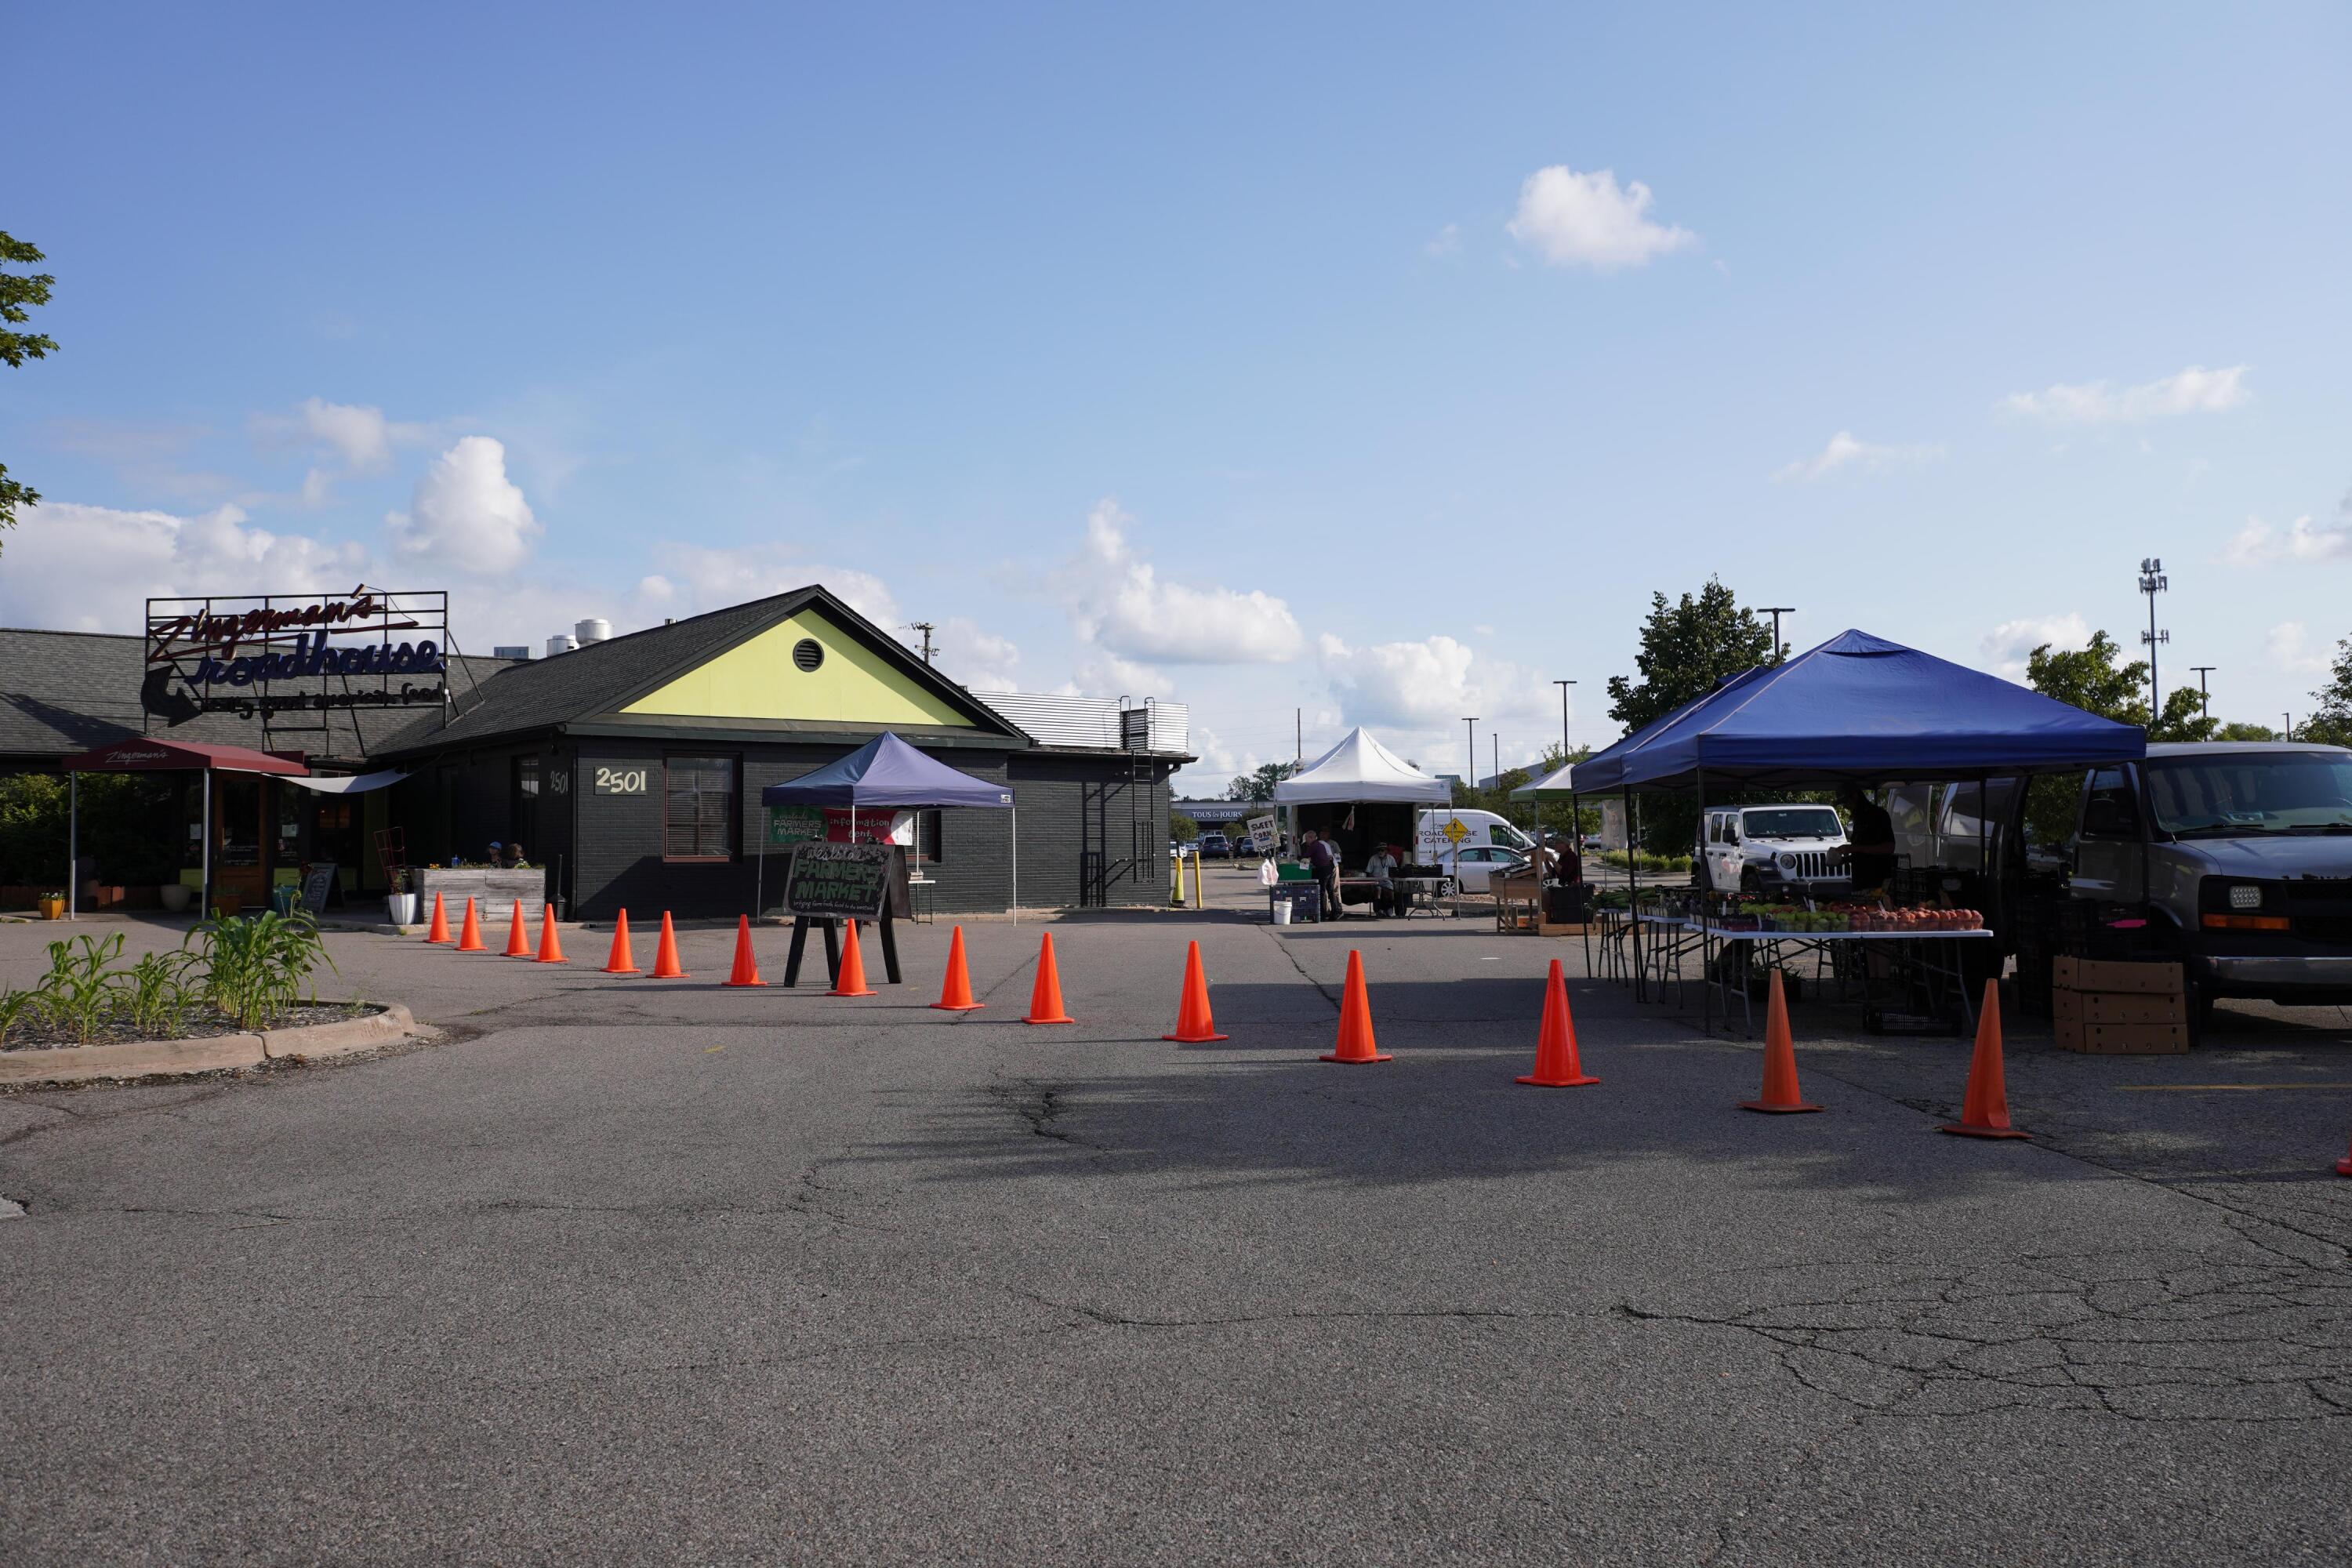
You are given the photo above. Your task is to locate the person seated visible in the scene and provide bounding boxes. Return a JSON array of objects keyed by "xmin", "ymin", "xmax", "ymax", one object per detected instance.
[
  {"xmin": 503, "ymin": 841, "xmax": 529, "ymax": 869},
  {"xmin": 486, "ymin": 840, "xmax": 503, "ymax": 866},
  {"xmin": 1364, "ymin": 843, "xmax": 1401, "ymax": 916}
]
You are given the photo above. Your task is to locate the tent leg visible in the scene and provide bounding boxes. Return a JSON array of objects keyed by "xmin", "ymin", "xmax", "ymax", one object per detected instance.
[
  {"xmin": 1697, "ymin": 766, "xmax": 1711, "ymax": 1034},
  {"xmin": 1011, "ymin": 806, "xmax": 1019, "ymax": 927},
  {"xmin": 1626, "ymin": 788, "xmax": 1641, "ymax": 1002},
  {"xmin": 67, "ymin": 771, "xmax": 78, "ymax": 922},
  {"xmin": 754, "ymin": 844, "xmax": 764, "ymax": 921},
  {"xmin": 201, "ymin": 771, "xmax": 212, "ymax": 920}
]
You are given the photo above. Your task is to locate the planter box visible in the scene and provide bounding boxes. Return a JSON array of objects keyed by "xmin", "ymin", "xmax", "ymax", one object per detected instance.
[{"xmin": 417, "ymin": 866, "xmax": 550, "ymax": 913}]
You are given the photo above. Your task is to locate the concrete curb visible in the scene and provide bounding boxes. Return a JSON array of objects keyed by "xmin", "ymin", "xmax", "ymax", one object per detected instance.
[{"xmin": 0, "ymin": 1003, "xmax": 427, "ymax": 1089}]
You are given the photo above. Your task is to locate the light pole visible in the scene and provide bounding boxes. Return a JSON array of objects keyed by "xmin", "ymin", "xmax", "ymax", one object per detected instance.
[
  {"xmin": 1492, "ymin": 734, "xmax": 1501, "ymax": 793},
  {"xmin": 1463, "ymin": 717, "xmax": 1478, "ymax": 795},
  {"xmin": 1759, "ymin": 606, "xmax": 1795, "ymax": 662},
  {"xmin": 2138, "ymin": 558, "xmax": 2169, "ymax": 717},
  {"xmin": 2190, "ymin": 666, "xmax": 2216, "ymax": 720},
  {"xmin": 1552, "ymin": 679, "xmax": 1576, "ymax": 758},
  {"xmin": 2285, "ymin": 713, "xmax": 2295, "ymax": 741}
]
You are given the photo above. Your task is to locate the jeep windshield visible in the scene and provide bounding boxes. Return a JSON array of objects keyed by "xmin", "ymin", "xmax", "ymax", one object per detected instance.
[
  {"xmin": 2147, "ymin": 752, "xmax": 2352, "ymax": 838},
  {"xmin": 1740, "ymin": 808, "xmax": 1842, "ymax": 840}
]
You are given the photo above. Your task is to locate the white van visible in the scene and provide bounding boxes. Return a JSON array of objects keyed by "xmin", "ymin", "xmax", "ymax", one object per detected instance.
[{"xmin": 1417, "ymin": 809, "xmax": 1535, "ymax": 862}]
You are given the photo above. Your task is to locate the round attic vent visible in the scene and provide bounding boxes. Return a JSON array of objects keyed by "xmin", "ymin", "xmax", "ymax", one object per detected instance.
[{"xmin": 793, "ymin": 637, "xmax": 825, "ymax": 673}]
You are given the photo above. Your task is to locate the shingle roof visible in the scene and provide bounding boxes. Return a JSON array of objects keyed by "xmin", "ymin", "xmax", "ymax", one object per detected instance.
[
  {"xmin": 0, "ymin": 626, "xmax": 516, "ymax": 766},
  {"xmin": 368, "ymin": 585, "xmax": 1026, "ymax": 758}
]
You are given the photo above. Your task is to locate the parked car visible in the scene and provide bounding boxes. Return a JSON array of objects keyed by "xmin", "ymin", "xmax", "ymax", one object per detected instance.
[
  {"xmin": 1697, "ymin": 804, "xmax": 1850, "ymax": 895},
  {"xmin": 1448, "ymin": 844, "xmax": 1530, "ymax": 893},
  {"xmin": 1196, "ymin": 833, "xmax": 1234, "ymax": 859}
]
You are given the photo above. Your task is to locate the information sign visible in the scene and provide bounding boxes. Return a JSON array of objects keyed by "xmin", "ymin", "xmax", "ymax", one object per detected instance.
[
  {"xmin": 1245, "ymin": 814, "xmax": 1278, "ymax": 855},
  {"xmin": 782, "ymin": 843, "xmax": 895, "ymax": 920}
]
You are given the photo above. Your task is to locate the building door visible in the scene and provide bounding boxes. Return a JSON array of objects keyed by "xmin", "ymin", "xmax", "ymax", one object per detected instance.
[
  {"xmin": 310, "ymin": 797, "xmax": 358, "ymax": 906},
  {"xmin": 214, "ymin": 773, "xmax": 267, "ymax": 912}
]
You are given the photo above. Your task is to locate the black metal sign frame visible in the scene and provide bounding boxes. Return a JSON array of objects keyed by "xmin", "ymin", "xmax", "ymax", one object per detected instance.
[{"xmin": 141, "ymin": 586, "xmax": 451, "ymax": 736}]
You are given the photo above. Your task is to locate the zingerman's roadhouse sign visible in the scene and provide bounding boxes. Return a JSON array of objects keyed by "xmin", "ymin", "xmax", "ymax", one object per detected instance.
[{"xmin": 143, "ymin": 587, "xmax": 450, "ymax": 723}]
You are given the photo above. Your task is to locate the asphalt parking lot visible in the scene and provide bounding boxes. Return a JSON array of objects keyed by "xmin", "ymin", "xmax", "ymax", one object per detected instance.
[{"xmin": 4, "ymin": 888, "xmax": 2351, "ymax": 1566}]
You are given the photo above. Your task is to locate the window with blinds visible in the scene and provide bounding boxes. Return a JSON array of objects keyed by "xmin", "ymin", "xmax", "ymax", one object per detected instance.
[{"xmin": 663, "ymin": 755, "xmax": 737, "ymax": 861}]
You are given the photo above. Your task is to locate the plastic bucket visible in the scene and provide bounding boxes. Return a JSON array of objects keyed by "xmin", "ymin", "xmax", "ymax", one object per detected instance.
[{"xmin": 1272, "ymin": 898, "xmax": 1294, "ymax": 926}]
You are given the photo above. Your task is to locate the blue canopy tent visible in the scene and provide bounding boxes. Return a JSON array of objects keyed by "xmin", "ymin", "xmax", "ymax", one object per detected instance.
[
  {"xmin": 757, "ymin": 732, "xmax": 1019, "ymax": 920},
  {"xmin": 1566, "ymin": 630, "xmax": 2147, "ymax": 1019}
]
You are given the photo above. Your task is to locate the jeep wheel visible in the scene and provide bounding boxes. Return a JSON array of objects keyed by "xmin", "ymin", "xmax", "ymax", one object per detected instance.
[{"xmin": 1740, "ymin": 870, "xmax": 1765, "ymax": 898}]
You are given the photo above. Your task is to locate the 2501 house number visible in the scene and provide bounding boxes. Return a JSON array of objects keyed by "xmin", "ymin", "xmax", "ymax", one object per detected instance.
[{"xmin": 593, "ymin": 766, "xmax": 650, "ymax": 795}]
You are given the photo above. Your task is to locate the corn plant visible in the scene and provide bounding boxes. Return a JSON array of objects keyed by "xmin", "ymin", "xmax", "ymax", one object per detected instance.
[
  {"xmin": 123, "ymin": 949, "xmax": 201, "ymax": 1040},
  {"xmin": 0, "ymin": 987, "xmax": 42, "ymax": 1045},
  {"xmin": 187, "ymin": 907, "xmax": 336, "ymax": 1030},
  {"xmin": 39, "ymin": 932, "xmax": 127, "ymax": 1045}
]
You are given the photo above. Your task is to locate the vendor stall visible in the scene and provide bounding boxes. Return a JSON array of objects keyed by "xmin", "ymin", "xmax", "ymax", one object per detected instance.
[
  {"xmin": 757, "ymin": 731, "xmax": 1018, "ymax": 925},
  {"xmin": 1272, "ymin": 728, "xmax": 1453, "ymax": 920},
  {"xmin": 1571, "ymin": 629, "xmax": 2143, "ymax": 1031}
]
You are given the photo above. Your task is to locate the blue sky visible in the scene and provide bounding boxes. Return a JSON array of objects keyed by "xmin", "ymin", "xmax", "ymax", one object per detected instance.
[{"xmin": 7, "ymin": 3, "xmax": 2350, "ymax": 785}]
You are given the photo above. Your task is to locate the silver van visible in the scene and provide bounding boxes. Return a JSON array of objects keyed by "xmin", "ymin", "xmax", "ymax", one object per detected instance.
[{"xmin": 2071, "ymin": 742, "xmax": 2352, "ymax": 1017}]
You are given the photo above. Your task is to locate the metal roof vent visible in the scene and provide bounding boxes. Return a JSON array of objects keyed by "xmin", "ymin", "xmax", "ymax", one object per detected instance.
[{"xmin": 793, "ymin": 637, "xmax": 825, "ymax": 673}]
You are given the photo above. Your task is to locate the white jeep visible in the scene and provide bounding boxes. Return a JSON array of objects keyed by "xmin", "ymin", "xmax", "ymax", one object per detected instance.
[{"xmin": 1698, "ymin": 805, "xmax": 1850, "ymax": 895}]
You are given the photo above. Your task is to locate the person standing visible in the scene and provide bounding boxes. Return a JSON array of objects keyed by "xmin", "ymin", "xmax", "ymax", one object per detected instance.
[
  {"xmin": 1302, "ymin": 829, "xmax": 1341, "ymax": 920},
  {"xmin": 1843, "ymin": 786, "xmax": 1896, "ymax": 892}
]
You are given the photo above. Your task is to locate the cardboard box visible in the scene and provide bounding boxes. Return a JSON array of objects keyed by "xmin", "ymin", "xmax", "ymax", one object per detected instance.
[
  {"xmin": 2052, "ymin": 989, "xmax": 2185, "ymax": 1027},
  {"xmin": 2053, "ymin": 956, "xmax": 2183, "ymax": 996},
  {"xmin": 2053, "ymin": 1015, "xmax": 2189, "ymax": 1054}
]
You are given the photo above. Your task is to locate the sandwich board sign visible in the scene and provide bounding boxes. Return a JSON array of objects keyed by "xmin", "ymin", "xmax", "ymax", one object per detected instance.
[{"xmin": 1245, "ymin": 814, "xmax": 1278, "ymax": 854}]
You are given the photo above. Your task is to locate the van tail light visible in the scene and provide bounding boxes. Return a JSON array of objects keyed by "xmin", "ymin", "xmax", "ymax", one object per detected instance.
[{"xmin": 2201, "ymin": 913, "xmax": 2289, "ymax": 931}]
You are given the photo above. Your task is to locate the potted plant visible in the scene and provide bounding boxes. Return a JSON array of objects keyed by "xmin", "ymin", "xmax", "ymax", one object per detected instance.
[
  {"xmin": 37, "ymin": 890, "xmax": 65, "ymax": 920},
  {"xmin": 158, "ymin": 882, "xmax": 194, "ymax": 913},
  {"xmin": 385, "ymin": 869, "xmax": 418, "ymax": 928}
]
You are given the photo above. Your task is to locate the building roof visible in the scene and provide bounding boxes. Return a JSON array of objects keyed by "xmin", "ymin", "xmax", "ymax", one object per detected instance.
[
  {"xmin": 368, "ymin": 585, "xmax": 1031, "ymax": 760},
  {"xmin": 0, "ymin": 626, "xmax": 515, "ymax": 768}
]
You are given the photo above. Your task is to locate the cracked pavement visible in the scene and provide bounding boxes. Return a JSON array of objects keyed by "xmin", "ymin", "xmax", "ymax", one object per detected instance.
[{"xmin": 5, "ymin": 896, "xmax": 2352, "ymax": 1563}]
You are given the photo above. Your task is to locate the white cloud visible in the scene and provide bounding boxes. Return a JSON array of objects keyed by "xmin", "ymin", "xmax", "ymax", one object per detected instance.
[
  {"xmin": 1506, "ymin": 165, "xmax": 1697, "ymax": 271},
  {"xmin": 1062, "ymin": 499, "xmax": 1304, "ymax": 665},
  {"xmin": 0, "ymin": 499, "xmax": 368, "ymax": 633},
  {"xmin": 630, "ymin": 547, "xmax": 899, "ymax": 630},
  {"xmin": 1424, "ymin": 223, "xmax": 1462, "ymax": 257},
  {"xmin": 386, "ymin": 437, "xmax": 543, "ymax": 575},
  {"xmin": 2268, "ymin": 622, "xmax": 2330, "ymax": 676},
  {"xmin": 2225, "ymin": 486, "xmax": 2352, "ymax": 566},
  {"xmin": 1066, "ymin": 651, "xmax": 1174, "ymax": 701},
  {"xmin": 926, "ymin": 615, "xmax": 1020, "ymax": 690},
  {"xmin": 249, "ymin": 397, "xmax": 434, "ymax": 504},
  {"xmin": 1773, "ymin": 431, "xmax": 1946, "ymax": 482},
  {"xmin": 1980, "ymin": 612, "xmax": 2092, "ymax": 681},
  {"xmin": 2002, "ymin": 365, "xmax": 2251, "ymax": 425},
  {"xmin": 1315, "ymin": 632, "xmax": 1555, "ymax": 771}
]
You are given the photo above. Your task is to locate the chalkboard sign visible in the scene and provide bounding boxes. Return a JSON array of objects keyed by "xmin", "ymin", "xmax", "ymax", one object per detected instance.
[
  {"xmin": 782, "ymin": 843, "xmax": 895, "ymax": 920},
  {"xmin": 299, "ymin": 863, "xmax": 336, "ymax": 914}
]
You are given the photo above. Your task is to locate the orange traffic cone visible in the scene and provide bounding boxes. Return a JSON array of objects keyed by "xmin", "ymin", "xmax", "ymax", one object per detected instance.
[
  {"xmin": 828, "ymin": 918, "xmax": 874, "ymax": 997},
  {"xmin": 1023, "ymin": 932, "xmax": 1074, "ymax": 1024},
  {"xmin": 454, "ymin": 897, "xmax": 486, "ymax": 952},
  {"xmin": 423, "ymin": 890, "xmax": 451, "ymax": 943},
  {"xmin": 1941, "ymin": 979, "xmax": 2029, "ymax": 1138},
  {"xmin": 723, "ymin": 914, "xmax": 765, "ymax": 987},
  {"xmin": 650, "ymin": 912, "xmax": 687, "ymax": 979},
  {"xmin": 1518, "ymin": 958, "xmax": 1599, "ymax": 1087},
  {"xmin": 1160, "ymin": 939, "xmax": 1225, "ymax": 1041},
  {"xmin": 933, "ymin": 925, "xmax": 983, "ymax": 1011},
  {"xmin": 1321, "ymin": 949, "xmax": 1389, "ymax": 1063},
  {"xmin": 604, "ymin": 909, "xmax": 641, "ymax": 974},
  {"xmin": 502, "ymin": 899, "xmax": 531, "ymax": 956},
  {"xmin": 1741, "ymin": 969, "xmax": 1821, "ymax": 1112},
  {"xmin": 534, "ymin": 903, "xmax": 568, "ymax": 964}
]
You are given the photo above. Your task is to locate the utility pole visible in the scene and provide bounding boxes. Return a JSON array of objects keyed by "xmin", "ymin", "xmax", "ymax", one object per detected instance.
[
  {"xmin": 904, "ymin": 622, "xmax": 936, "ymax": 664},
  {"xmin": 2285, "ymin": 713, "xmax": 2295, "ymax": 741},
  {"xmin": 1759, "ymin": 607, "xmax": 1795, "ymax": 662},
  {"xmin": 1552, "ymin": 679, "xmax": 1576, "ymax": 758},
  {"xmin": 1463, "ymin": 717, "xmax": 1478, "ymax": 795},
  {"xmin": 2138, "ymin": 558, "xmax": 2169, "ymax": 718},
  {"xmin": 1492, "ymin": 734, "xmax": 1500, "ymax": 792},
  {"xmin": 2190, "ymin": 666, "xmax": 2216, "ymax": 720},
  {"xmin": 1295, "ymin": 709, "xmax": 1301, "ymax": 764}
]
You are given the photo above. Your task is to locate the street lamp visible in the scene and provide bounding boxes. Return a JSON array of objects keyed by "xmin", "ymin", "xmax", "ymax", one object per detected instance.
[
  {"xmin": 1552, "ymin": 679, "xmax": 1576, "ymax": 757},
  {"xmin": 2190, "ymin": 666, "xmax": 2216, "ymax": 720},
  {"xmin": 1759, "ymin": 607, "xmax": 1795, "ymax": 662},
  {"xmin": 1463, "ymin": 717, "xmax": 1478, "ymax": 793}
]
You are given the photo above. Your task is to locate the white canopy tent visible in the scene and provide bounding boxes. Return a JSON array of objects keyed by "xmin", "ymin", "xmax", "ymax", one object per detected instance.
[{"xmin": 1273, "ymin": 728, "xmax": 1452, "ymax": 806}]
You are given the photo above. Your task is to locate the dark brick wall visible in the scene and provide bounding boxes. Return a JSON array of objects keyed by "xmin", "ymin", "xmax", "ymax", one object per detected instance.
[{"xmin": 392, "ymin": 737, "xmax": 1171, "ymax": 920}]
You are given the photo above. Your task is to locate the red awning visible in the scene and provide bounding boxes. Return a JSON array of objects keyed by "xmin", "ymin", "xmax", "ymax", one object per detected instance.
[{"xmin": 60, "ymin": 739, "xmax": 310, "ymax": 776}]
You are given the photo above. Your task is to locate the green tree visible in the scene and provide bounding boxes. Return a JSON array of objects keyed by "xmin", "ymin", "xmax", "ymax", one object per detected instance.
[
  {"xmin": 2024, "ymin": 631, "xmax": 2213, "ymax": 741},
  {"xmin": 1169, "ymin": 811, "xmax": 1199, "ymax": 844},
  {"xmin": 2215, "ymin": 720, "xmax": 2281, "ymax": 742},
  {"xmin": 2303, "ymin": 634, "xmax": 2352, "ymax": 747},
  {"xmin": 1225, "ymin": 760, "xmax": 1299, "ymax": 802},
  {"xmin": 1606, "ymin": 579, "xmax": 1775, "ymax": 850},
  {"xmin": 0, "ymin": 231, "xmax": 58, "ymax": 552}
]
